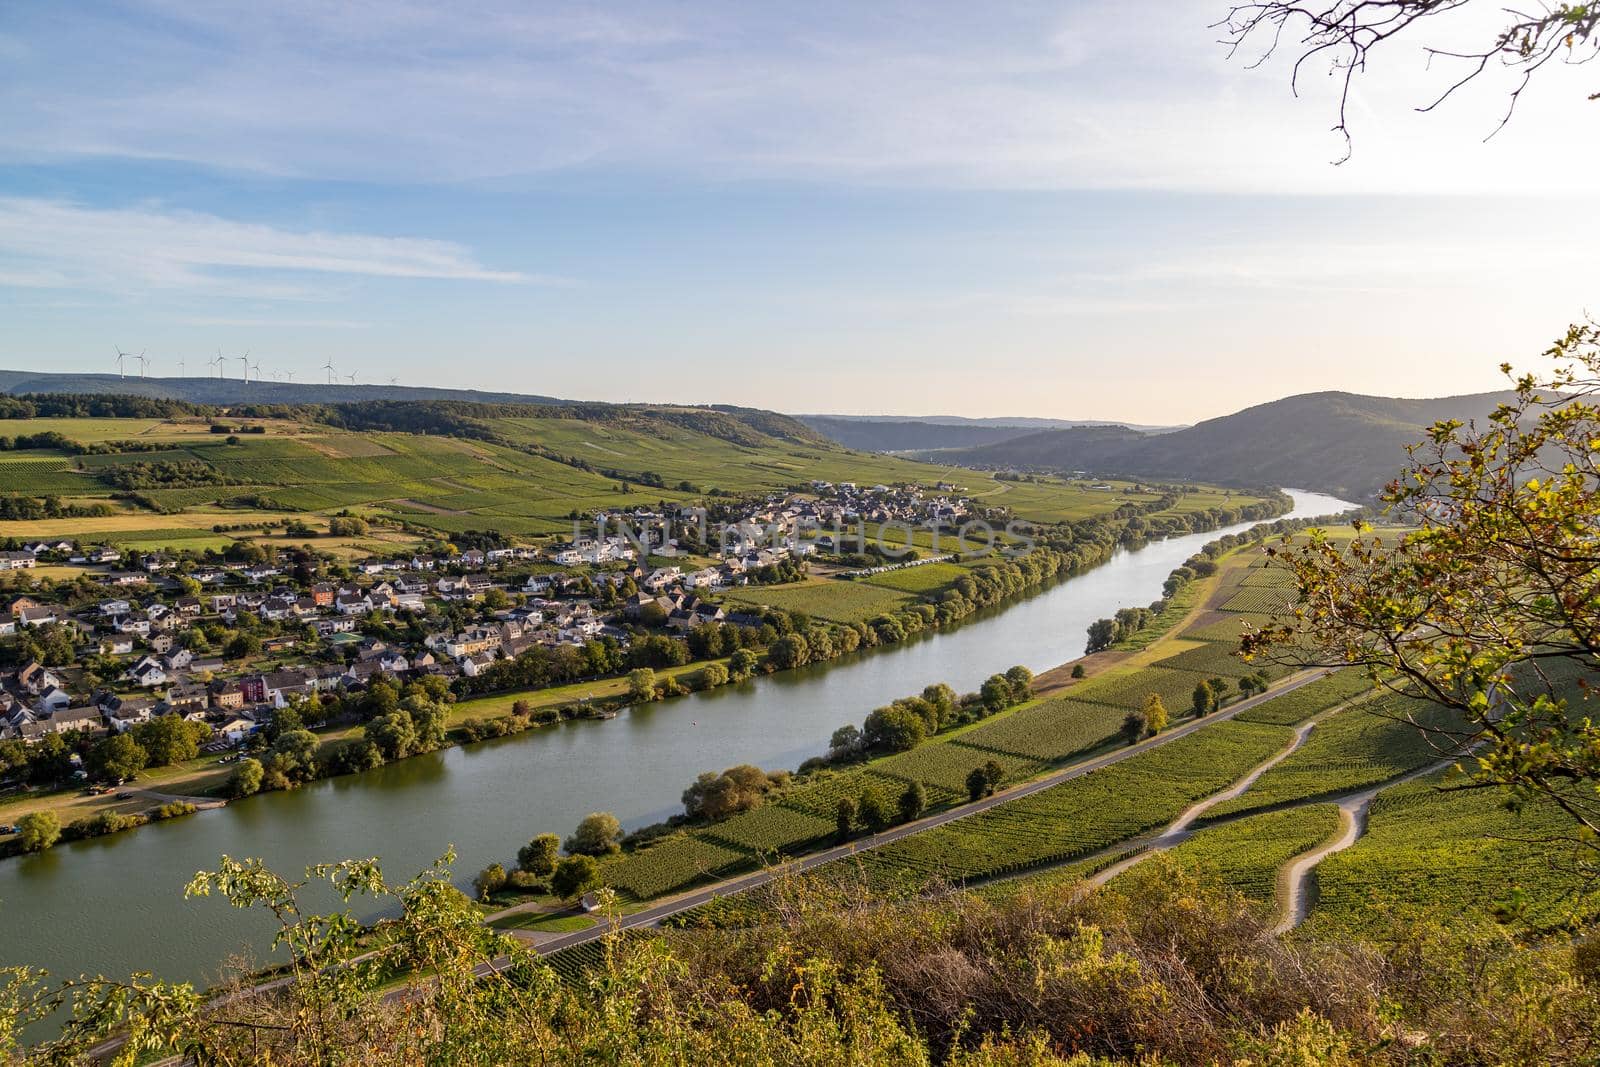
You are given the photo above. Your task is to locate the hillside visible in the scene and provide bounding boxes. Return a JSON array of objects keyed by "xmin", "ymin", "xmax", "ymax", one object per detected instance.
[
  {"xmin": 0, "ymin": 398, "xmax": 1247, "ymax": 553},
  {"xmin": 798, "ymin": 414, "xmax": 1179, "ymax": 452},
  {"xmin": 941, "ymin": 390, "xmax": 1524, "ymax": 500},
  {"xmin": 0, "ymin": 369, "xmax": 575, "ymax": 408}
]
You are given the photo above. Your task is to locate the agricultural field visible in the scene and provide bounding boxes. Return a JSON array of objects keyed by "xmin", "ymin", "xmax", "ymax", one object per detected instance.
[
  {"xmin": 1304, "ymin": 769, "xmax": 1600, "ymax": 935},
  {"xmin": 601, "ymin": 834, "xmax": 750, "ymax": 900},
  {"xmin": 1117, "ymin": 804, "xmax": 1342, "ymax": 905},
  {"xmin": 855, "ymin": 561, "xmax": 970, "ymax": 595},
  {"xmin": 721, "ymin": 578, "xmax": 914, "ymax": 624},
  {"xmin": 1071, "ymin": 666, "xmax": 1218, "ymax": 717},
  {"xmin": 1200, "ymin": 694, "xmax": 1462, "ymax": 822},
  {"xmin": 1234, "ymin": 669, "xmax": 1374, "ymax": 726},
  {"xmin": 953, "ymin": 697, "xmax": 1131, "ymax": 764},
  {"xmin": 856, "ymin": 720, "xmax": 1293, "ymax": 884},
  {"xmin": 1216, "ymin": 583, "xmax": 1300, "ymax": 615},
  {"xmin": 0, "ymin": 413, "xmax": 1274, "ymax": 552}
]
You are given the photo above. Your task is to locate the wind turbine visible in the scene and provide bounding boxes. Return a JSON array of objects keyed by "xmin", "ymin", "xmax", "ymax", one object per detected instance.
[
  {"xmin": 113, "ymin": 346, "xmax": 129, "ymax": 378},
  {"xmin": 209, "ymin": 351, "xmax": 225, "ymax": 379},
  {"xmin": 323, "ymin": 359, "xmax": 336, "ymax": 385},
  {"xmin": 136, "ymin": 350, "xmax": 149, "ymax": 377},
  {"xmin": 177, "ymin": 357, "xmax": 186, "ymax": 377},
  {"xmin": 238, "ymin": 350, "xmax": 252, "ymax": 382},
  {"xmin": 345, "ymin": 371, "xmax": 357, "ymax": 384},
  {"xmin": 250, "ymin": 357, "xmax": 262, "ymax": 381},
  {"xmin": 284, "ymin": 370, "xmax": 294, "ymax": 383},
  {"xmin": 386, "ymin": 376, "xmax": 398, "ymax": 386}
]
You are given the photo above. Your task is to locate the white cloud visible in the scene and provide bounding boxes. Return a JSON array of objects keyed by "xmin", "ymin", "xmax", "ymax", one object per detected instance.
[
  {"xmin": 2, "ymin": 0, "xmax": 1594, "ymax": 193},
  {"xmin": 0, "ymin": 198, "xmax": 536, "ymax": 299}
]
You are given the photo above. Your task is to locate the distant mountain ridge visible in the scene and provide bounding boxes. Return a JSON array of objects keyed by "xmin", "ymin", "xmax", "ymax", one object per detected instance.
[
  {"xmin": 937, "ymin": 389, "xmax": 1523, "ymax": 501},
  {"xmin": 796, "ymin": 414, "xmax": 1180, "ymax": 453},
  {"xmin": 0, "ymin": 370, "xmax": 576, "ymax": 408}
]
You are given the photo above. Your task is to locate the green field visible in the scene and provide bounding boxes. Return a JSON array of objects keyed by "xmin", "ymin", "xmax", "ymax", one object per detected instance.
[
  {"xmin": 1118, "ymin": 804, "xmax": 1342, "ymax": 905},
  {"xmin": 721, "ymin": 578, "xmax": 914, "ymax": 623},
  {"xmin": 0, "ymin": 415, "xmax": 1277, "ymax": 550},
  {"xmin": 855, "ymin": 562, "xmax": 970, "ymax": 595},
  {"xmin": 857, "ymin": 720, "xmax": 1294, "ymax": 884},
  {"xmin": 1200, "ymin": 694, "xmax": 1461, "ymax": 821},
  {"xmin": 1305, "ymin": 769, "xmax": 1600, "ymax": 935}
]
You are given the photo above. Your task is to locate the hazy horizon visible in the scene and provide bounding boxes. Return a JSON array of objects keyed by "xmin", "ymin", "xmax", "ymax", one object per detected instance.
[{"xmin": 4, "ymin": 1, "xmax": 1595, "ymax": 423}]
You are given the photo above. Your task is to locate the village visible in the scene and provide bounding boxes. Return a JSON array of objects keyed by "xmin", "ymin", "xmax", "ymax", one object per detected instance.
[{"xmin": 0, "ymin": 481, "xmax": 988, "ymax": 765}]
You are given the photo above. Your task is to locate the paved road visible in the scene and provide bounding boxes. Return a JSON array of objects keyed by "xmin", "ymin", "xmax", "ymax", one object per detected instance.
[{"xmin": 506, "ymin": 667, "xmax": 1331, "ymax": 962}]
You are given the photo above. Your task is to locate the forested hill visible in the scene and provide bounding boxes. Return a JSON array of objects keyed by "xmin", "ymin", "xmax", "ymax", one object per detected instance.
[
  {"xmin": 0, "ymin": 369, "xmax": 574, "ymax": 408},
  {"xmin": 939, "ymin": 389, "xmax": 1523, "ymax": 501},
  {"xmin": 797, "ymin": 414, "xmax": 1177, "ymax": 452}
]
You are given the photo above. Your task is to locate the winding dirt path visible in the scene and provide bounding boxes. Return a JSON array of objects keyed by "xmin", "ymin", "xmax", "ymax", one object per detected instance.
[
  {"xmin": 1081, "ymin": 716, "xmax": 1323, "ymax": 889},
  {"xmin": 1271, "ymin": 757, "xmax": 1454, "ymax": 934}
]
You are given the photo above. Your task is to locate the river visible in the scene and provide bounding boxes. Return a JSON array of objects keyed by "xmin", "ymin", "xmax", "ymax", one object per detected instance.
[{"xmin": 0, "ymin": 489, "xmax": 1351, "ymax": 989}]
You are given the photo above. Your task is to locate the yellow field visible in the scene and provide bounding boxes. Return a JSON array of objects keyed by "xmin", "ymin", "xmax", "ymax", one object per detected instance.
[{"xmin": 13, "ymin": 416, "xmax": 311, "ymax": 443}]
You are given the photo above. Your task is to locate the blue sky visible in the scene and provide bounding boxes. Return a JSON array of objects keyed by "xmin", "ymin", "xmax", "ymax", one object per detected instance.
[{"xmin": 2, "ymin": 1, "xmax": 1595, "ymax": 422}]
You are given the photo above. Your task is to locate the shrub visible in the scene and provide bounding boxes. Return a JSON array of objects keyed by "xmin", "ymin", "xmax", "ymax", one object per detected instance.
[{"xmin": 17, "ymin": 812, "xmax": 60, "ymax": 857}]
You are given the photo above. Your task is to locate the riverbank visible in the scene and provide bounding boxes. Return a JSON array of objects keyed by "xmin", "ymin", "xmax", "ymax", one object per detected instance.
[
  {"xmin": 0, "ymin": 490, "xmax": 1351, "ymax": 991},
  {"xmin": 1, "ymin": 493, "xmax": 1300, "ymax": 856}
]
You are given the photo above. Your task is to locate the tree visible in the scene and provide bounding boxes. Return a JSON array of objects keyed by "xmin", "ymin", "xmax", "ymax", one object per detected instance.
[
  {"xmin": 1004, "ymin": 665, "xmax": 1034, "ymax": 700},
  {"xmin": 16, "ymin": 810, "xmax": 60, "ymax": 853},
  {"xmin": 1246, "ymin": 327, "xmax": 1600, "ymax": 850},
  {"xmin": 696, "ymin": 662, "xmax": 729, "ymax": 689},
  {"xmin": 565, "ymin": 811, "xmax": 622, "ymax": 856},
  {"xmin": 1207, "ymin": 677, "xmax": 1232, "ymax": 706},
  {"xmin": 626, "ymin": 668, "xmax": 656, "ymax": 702},
  {"xmin": 828, "ymin": 724, "xmax": 863, "ymax": 759},
  {"xmin": 473, "ymin": 863, "xmax": 507, "ymax": 901},
  {"xmin": 965, "ymin": 767, "xmax": 989, "ymax": 802},
  {"xmin": 861, "ymin": 704, "xmax": 927, "ymax": 752},
  {"xmin": 133, "ymin": 714, "xmax": 205, "ymax": 766},
  {"xmin": 1192, "ymin": 681, "xmax": 1214, "ymax": 718},
  {"xmin": 228, "ymin": 757, "xmax": 264, "ymax": 798},
  {"xmin": 835, "ymin": 796, "xmax": 857, "ymax": 840},
  {"xmin": 1121, "ymin": 710, "xmax": 1147, "ymax": 747},
  {"xmin": 979, "ymin": 674, "xmax": 1015, "ymax": 713},
  {"xmin": 223, "ymin": 631, "xmax": 261, "ymax": 659},
  {"xmin": 898, "ymin": 780, "xmax": 927, "ymax": 823},
  {"xmin": 269, "ymin": 729, "xmax": 320, "ymax": 781},
  {"xmin": 1143, "ymin": 694, "xmax": 1169, "ymax": 735},
  {"xmin": 767, "ymin": 633, "xmax": 810, "ymax": 670},
  {"xmin": 361, "ymin": 679, "xmax": 400, "ymax": 720},
  {"xmin": 365, "ymin": 712, "xmax": 418, "ymax": 761},
  {"xmin": 982, "ymin": 759, "xmax": 1005, "ymax": 792},
  {"xmin": 551, "ymin": 855, "xmax": 601, "ymax": 901},
  {"xmin": 26, "ymin": 732, "xmax": 73, "ymax": 785},
  {"xmin": 728, "ymin": 648, "xmax": 760, "ymax": 681},
  {"xmin": 1220, "ymin": 1, "xmax": 1600, "ymax": 156},
  {"xmin": 857, "ymin": 785, "xmax": 891, "ymax": 834},
  {"xmin": 1086, "ymin": 617, "xmax": 1117, "ymax": 653},
  {"xmin": 1071, "ymin": 664, "xmax": 1086, "ymax": 680},
  {"xmin": 90, "ymin": 732, "xmax": 148, "ymax": 782},
  {"xmin": 517, "ymin": 833, "xmax": 561, "ymax": 876},
  {"xmin": 482, "ymin": 587, "xmax": 510, "ymax": 611},
  {"xmin": 682, "ymin": 764, "xmax": 776, "ymax": 821}
]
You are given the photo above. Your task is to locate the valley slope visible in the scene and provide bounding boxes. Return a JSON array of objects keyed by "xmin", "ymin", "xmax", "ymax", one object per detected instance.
[{"xmin": 912, "ymin": 390, "xmax": 1523, "ymax": 501}]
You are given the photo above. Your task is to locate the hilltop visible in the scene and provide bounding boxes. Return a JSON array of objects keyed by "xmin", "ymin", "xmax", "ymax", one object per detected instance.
[
  {"xmin": 0, "ymin": 369, "xmax": 576, "ymax": 408},
  {"xmin": 929, "ymin": 389, "xmax": 1524, "ymax": 501},
  {"xmin": 796, "ymin": 413, "xmax": 1179, "ymax": 453}
]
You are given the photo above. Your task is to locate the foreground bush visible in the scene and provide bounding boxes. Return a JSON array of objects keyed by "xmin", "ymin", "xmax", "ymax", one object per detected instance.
[{"xmin": 2, "ymin": 853, "xmax": 1595, "ymax": 1064}]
